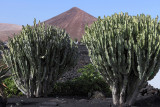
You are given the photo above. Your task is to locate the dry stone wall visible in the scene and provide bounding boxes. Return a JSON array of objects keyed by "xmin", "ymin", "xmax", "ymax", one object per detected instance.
[{"xmin": 58, "ymin": 42, "xmax": 91, "ymax": 82}]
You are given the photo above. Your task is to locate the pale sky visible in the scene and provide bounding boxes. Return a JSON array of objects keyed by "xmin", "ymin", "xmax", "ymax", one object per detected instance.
[{"xmin": 0, "ymin": 0, "xmax": 160, "ymax": 88}]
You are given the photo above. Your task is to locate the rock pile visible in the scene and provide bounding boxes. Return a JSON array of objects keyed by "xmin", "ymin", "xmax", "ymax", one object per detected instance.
[
  {"xmin": 134, "ymin": 82, "xmax": 160, "ymax": 107},
  {"xmin": 138, "ymin": 82, "xmax": 160, "ymax": 97}
]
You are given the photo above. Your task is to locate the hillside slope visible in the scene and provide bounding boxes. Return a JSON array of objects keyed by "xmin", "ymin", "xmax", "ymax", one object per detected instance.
[
  {"xmin": 44, "ymin": 7, "xmax": 97, "ymax": 41},
  {"xmin": 0, "ymin": 23, "xmax": 22, "ymax": 41}
]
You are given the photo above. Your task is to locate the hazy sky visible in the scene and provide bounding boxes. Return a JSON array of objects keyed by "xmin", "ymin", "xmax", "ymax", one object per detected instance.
[{"xmin": 0, "ymin": 0, "xmax": 160, "ymax": 88}]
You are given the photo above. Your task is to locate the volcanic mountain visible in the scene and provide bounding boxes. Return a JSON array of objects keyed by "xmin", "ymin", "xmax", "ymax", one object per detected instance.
[
  {"xmin": 44, "ymin": 7, "xmax": 97, "ymax": 41},
  {"xmin": 0, "ymin": 23, "xmax": 22, "ymax": 42},
  {"xmin": 0, "ymin": 7, "xmax": 96, "ymax": 42}
]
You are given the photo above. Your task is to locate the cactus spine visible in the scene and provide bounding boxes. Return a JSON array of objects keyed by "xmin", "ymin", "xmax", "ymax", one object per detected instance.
[
  {"xmin": 83, "ymin": 13, "xmax": 160, "ymax": 106},
  {"xmin": 2, "ymin": 19, "xmax": 78, "ymax": 97}
]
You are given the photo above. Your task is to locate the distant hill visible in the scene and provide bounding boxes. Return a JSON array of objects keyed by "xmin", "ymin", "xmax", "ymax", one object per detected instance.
[
  {"xmin": 0, "ymin": 7, "xmax": 97, "ymax": 42},
  {"xmin": 44, "ymin": 7, "xmax": 97, "ymax": 41},
  {"xmin": 0, "ymin": 23, "xmax": 22, "ymax": 42}
]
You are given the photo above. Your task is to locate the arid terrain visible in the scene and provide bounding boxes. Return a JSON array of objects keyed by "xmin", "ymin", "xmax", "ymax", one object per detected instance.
[{"xmin": 0, "ymin": 23, "xmax": 22, "ymax": 42}]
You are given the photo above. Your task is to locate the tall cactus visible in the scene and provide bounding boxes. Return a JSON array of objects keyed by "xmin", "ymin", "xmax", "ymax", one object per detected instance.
[
  {"xmin": 1, "ymin": 19, "xmax": 78, "ymax": 97},
  {"xmin": 83, "ymin": 13, "xmax": 160, "ymax": 106}
]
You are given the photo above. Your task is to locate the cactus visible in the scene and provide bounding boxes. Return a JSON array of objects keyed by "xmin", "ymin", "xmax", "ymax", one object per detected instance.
[
  {"xmin": 82, "ymin": 13, "xmax": 160, "ymax": 106},
  {"xmin": 1, "ymin": 19, "xmax": 78, "ymax": 97}
]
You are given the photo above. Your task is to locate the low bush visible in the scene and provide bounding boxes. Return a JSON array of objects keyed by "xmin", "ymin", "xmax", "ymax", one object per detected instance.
[
  {"xmin": 0, "ymin": 59, "xmax": 22, "ymax": 98},
  {"xmin": 3, "ymin": 77, "xmax": 23, "ymax": 98},
  {"xmin": 2, "ymin": 64, "xmax": 112, "ymax": 98},
  {"xmin": 52, "ymin": 64, "xmax": 112, "ymax": 97}
]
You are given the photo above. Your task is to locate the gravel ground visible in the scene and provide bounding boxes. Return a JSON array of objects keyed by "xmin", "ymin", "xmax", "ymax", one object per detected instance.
[
  {"xmin": 7, "ymin": 95, "xmax": 160, "ymax": 107},
  {"xmin": 7, "ymin": 96, "xmax": 113, "ymax": 107}
]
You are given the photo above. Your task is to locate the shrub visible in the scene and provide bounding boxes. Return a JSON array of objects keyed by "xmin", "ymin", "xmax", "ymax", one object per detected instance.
[
  {"xmin": 0, "ymin": 59, "xmax": 10, "ymax": 105},
  {"xmin": 82, "ymin": 13, "xmax": 160, "ymax": 106},
  {"xmin": 1, "ymin": 19, "xmax": 78, "ymax": 97},
  {"xmin": 52, "ymin": 64, "xmax": 112, "ymax": 97},
  {"xmin": 3, "ymin": 77, "xmax": 23, "ymax": 98}
]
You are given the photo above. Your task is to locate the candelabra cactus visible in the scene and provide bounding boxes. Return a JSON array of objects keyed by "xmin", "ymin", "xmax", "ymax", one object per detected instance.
[
  {"xmin": 1, "ymin": 19, "xmax": 78, "ymax": 97},
  {"xmin": 82, "ymin": 13, "xmax": 160, "ymax": 106}
]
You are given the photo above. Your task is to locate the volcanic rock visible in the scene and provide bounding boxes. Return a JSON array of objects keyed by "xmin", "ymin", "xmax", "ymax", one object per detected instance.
[
  {"xmin": 133, "ymin": 82, "xmax": 160, "ymax": 106},
  {"xmin": 138, "ymin": 82, "xmax": 160, "ymax": 97}
]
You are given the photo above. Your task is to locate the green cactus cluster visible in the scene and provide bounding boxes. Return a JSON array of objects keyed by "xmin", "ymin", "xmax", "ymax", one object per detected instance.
[
  {"xmin": 1, "ymin": 19, "xmax": 78, "ymax": 97},
  {"xmin": 83, "ymin": 13, "xmax": 160, "ymax": 106}
]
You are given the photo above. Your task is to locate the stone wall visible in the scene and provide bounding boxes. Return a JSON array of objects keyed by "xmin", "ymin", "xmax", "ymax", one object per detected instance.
[{"xmin": 58, "ymin": 42, "xmax": 91, "ymax": 82}]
